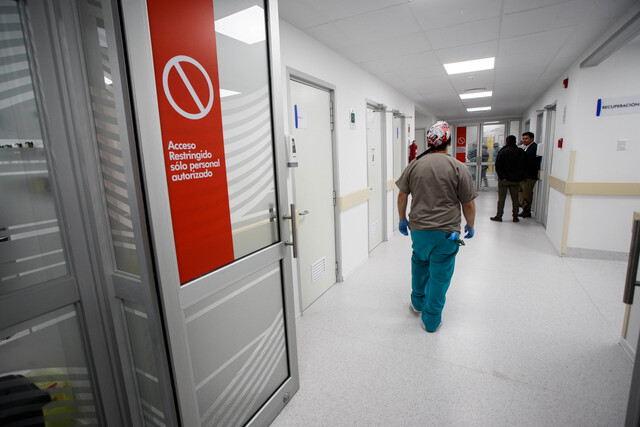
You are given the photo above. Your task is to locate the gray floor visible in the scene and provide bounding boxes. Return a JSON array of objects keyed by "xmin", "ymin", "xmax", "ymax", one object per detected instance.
[{"xmin": 271, "ymin": 192, "xmax": 633, "ymax": 426}]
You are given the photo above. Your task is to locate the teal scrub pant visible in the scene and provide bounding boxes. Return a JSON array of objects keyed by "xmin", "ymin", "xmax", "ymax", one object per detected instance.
[{"xmin": 410, "ymin": 230, "xmax": 459, "ymax": 332}]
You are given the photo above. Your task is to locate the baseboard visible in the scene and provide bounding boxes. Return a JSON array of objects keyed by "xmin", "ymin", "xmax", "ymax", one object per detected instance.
[
  {"xmin": 544, "ymin": 230, "xmax": 563, "ymax": 256},
  {"xmin": 620, "ymin": 337, "xmax": 635, "ymax": 363},
  {"xmin": 565, "ymin": 247, "xmax": 628, "ymax": 262},
  {"xmin": 341, "ymin": 256, "xmax": 369, "ymax": 281}
]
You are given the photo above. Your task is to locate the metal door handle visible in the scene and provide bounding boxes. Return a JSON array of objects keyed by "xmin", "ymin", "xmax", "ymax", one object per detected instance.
[
  {"xmin": 623, "ymin": 219, "xmax": 640, "ymax": 304},
  {"xmin": 282, "ymin": 203, "xmax": 298, "ymax": 258}
]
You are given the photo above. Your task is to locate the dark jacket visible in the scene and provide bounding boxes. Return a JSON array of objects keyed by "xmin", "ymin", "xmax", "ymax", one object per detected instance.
[
  {"xmin": 524, "ymin": 142, "xmax": 539, "ymax": 179},
  {"xmin": 495, "ymin": 144, "xmax": 526, "ymax": 182}
]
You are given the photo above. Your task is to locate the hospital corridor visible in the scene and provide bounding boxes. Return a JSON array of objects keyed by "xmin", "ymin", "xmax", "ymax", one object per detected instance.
[
  {"xmin": 271, "ymin": 192, "xmax": 632, "ymax": 426},
  {"xmin": 1, "ymin": 0, "xmax": 640, "ymax": 425}
]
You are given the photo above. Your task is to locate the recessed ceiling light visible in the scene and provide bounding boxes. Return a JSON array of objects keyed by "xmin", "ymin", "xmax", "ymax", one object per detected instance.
[
  {"xmin": 460, "ymin": 91, "xmax": 492, "ymax": 100},
  {"xmin": 467, "ymin": 106, "xmax": 492, "ymax": 112},
  {"xmin": 215, "ymin": 5, "xmax": 265, "ymax": 45},
  {"xmin": 444, "ymin": 57, "xmax": 495, "ymax": 75}
]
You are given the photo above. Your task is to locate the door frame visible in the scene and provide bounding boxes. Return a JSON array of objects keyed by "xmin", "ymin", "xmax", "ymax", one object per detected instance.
[
  {"xmin": 539, "ymin": 104, "xmax": 556, "ymax": 228},
  {"xmin": 391, "ymin": 112, "xmax": 405, "ymax": 232},
  {"xmin": 119, "ymin": 0, "xmax": 299, "ymax": 425},
  {"xmin": 365, "ymin": 100, "xmax": 388, "ymax": 250},
  {"xmin": 285, "ymin": 67, "xmax": 344, "ymax": 305}
]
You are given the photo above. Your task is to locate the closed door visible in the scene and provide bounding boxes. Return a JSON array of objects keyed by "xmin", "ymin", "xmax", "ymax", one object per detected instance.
[
  {"xmin": 0, "ymin": 1, "xmax": 130, "ymax": 423},
  {"xmin": 480, "ymin": 123, "xmax": 504, "ymax": 191},
  {"xmin": 458, "ymin": 125, "xmax": 479, "ymax": 187},
  {"xmin": 121, "ymin": 0, "xmax": 299, "ymax": 425},
  {"xmin": 393, "ymin": 116, "xmax": 402, "ymax": 230},
  {"xmin": 367, "ymin": 107, "xmax": 383, "ymax": 251},
  {"xmin": 290, "ymin": 80, "xmax": 337, "ymax": 310}
]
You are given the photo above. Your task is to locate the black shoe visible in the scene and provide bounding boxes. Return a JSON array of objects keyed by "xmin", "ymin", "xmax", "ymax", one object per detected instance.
[
  {"xmin": 519, "ymin": 212, "xmax": 531, "ymax": 218},
  {"xmin": 513, "ymin": 217, "xmax": 519, "ymax": 222},
  {"xmin": 490, "ymin": 216, "xmax": 502, "ymax": 222}
]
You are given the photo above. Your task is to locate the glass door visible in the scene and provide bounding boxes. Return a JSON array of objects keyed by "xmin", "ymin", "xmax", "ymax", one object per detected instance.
[
  {"xmin": 480, "ymin": 123, "xmax": 505, "ymax": 191},
  {"xmin": 120, "ymin": 0, "xmax": 299, "ymax": 425},
  {"xmin": 0, "ymin": 1, "xmax": 124, "ymax": 424}
]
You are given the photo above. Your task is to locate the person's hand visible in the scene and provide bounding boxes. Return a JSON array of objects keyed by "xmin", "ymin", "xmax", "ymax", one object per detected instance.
[
  {"xmin": 464, "ymin": 224, "xmax": 474, "ymax": 239},
  {"xmin": 399, "ymin": 219, "xmax": 409, "ymax": 236}
]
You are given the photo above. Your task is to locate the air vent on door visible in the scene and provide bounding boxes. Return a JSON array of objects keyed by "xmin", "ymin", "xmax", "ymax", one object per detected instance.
[{"xmin": 311, "ymin": 257, "xmax": 326, "ymax": 283}]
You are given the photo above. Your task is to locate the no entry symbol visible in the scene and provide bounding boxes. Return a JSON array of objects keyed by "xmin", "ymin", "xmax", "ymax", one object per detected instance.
[{"xmin": 162, "ymin": 55, "xmax": 214, "ymax": 120}]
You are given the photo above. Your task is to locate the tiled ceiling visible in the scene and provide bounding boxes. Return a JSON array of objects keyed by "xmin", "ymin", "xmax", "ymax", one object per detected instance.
[{"xmin": 278, "ymin": 0, "xmax": 637, "ymax": 120}]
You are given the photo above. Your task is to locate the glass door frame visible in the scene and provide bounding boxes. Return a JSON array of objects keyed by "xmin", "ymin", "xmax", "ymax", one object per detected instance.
[
  {"xmin": 120, "ymin": 0, "xmax": 299, "ymax": 425},
  {"xmin": 0, "ymin": 1, "xmax": 146, "ymax": 424}
]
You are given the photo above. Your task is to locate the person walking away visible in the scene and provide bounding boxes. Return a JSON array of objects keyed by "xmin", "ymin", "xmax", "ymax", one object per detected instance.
[
  {"xmin": 490, "ymin": 135, "xmax": 526, "ymax": 222},
  {"xmin": 518, "ymin": 131, "xmax": 538, "ymax": 217},
  {"xmin": 396, "ymin": 121, "xmax": 477, "ymax": 333}
]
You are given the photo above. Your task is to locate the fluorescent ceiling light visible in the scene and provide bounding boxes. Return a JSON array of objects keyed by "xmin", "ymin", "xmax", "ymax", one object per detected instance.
[
  {"xmin": 444, "ymin": 57, "xmax": 495, "ymax": 75},
  {"xmin": 467, "ymin": 106, "xmax": 491, "ymax": 112},
  {"xmin": 215, "ymin": 5, "xmax": 265, "ymax": 45},
  {"xmin": 220, "ymin": 89, "xmax": 240, "ymax": 98},
  {"xmin": 459, "ymin": 91, "xmax": 492, "ymax": 100}
]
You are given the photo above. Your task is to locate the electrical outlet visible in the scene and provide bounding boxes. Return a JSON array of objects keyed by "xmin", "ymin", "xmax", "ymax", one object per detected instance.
[{"xmin": 617, "ymin": 139, "xmax": 627, "ymax": 151}]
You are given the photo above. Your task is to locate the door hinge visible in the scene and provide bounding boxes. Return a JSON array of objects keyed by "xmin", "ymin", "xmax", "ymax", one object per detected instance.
[
  {"xmin": 330, "ymin": 100, "xmax": 334, "ymax": 131},
  {"xmin": 335, "ymin": 261, "xmax": 339, "ymax": 272},
  {"xmin": 333, "ymin": 191, "xmax": 337, "ymax": 207}
]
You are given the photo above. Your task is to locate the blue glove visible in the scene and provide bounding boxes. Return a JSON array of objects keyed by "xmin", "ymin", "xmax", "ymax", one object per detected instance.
[
  {"xmin": 399, "ymin": 219, "xmax": 409, "ymax": 236},
  {"xmin": 447, "ymin": 232, "xmax": 459, "ymax": 241},
  {"xmin": 464, "ymin": 224, "xmax": 474, "ymax": 239}
]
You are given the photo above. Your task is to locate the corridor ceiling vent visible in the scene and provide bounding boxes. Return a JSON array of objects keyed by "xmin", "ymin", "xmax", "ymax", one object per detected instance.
[
  {"xmin": 467, "ymin": 106, "xmax": 491, "ymax": 112},
  {"xmin": 215, "ymin": 5, "xmax": 265, "ymax": 44},
  {"xmin": 459, "ymin": 91, "xmax": 492, "ymax": 100},
  {"xmin": 444, "ymin": 57, "xmax": 494, "ymax": 75}
]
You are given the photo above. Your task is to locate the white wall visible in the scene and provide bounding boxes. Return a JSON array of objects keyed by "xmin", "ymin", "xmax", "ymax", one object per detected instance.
[
  {"xmin": 522, "ymin": 41, "xmax": 640, "ymax": 255},
  {"xmin": 279, "ymin": 21, "xmax": 433, "ymax": 314}
]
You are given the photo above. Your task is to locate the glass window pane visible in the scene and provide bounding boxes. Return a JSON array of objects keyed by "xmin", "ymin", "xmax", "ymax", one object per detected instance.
[
  {"xmin": 483, "ymin": 124, "xmax": 505, "ymax": 190},
  {"xmin": 0, "ymin": 305, "xmax": 98, "ymax": 425},
  {"xmin": 77, "ymin": 0, "xmax": 139, "ymax": 275},
  {"xmin": 215, "ymin": 0, "xmax": 279, "ymax": 259},
  {"xmin": 123, "ymin": 301, "xmax": 167, "ymax": 426},
  {"xmin": 0, "ymin": 2, "xmax": 68, "ymax": 296}
]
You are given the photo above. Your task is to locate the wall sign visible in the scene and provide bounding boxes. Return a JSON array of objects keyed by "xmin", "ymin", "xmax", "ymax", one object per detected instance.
[
  {"xmin": 147, "ymin": 0, "xmax": 234, "ymax": 284},
  {"xmin": 596, "ymin": 95, "xmax": 640, "ymax": 117},
  {"xmin": 456, "ymin": 127, "xmax": 467, "ymax": 162}
]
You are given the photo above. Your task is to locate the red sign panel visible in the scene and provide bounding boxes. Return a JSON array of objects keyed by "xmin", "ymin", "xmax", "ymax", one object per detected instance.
[
  {"xmin": 147, "ymin": 0, "xmax": 234, "ymax": 284},
  {"xmin": 456, "ymin": 127, "xmax": 467, "ymax": 162}
]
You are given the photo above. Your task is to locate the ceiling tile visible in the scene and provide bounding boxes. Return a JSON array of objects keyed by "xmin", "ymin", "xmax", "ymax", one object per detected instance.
[
  {"xmin": 335, "ymin": 32, "xmax": 432, "ymax": 64},
  {"xmin": 501, "ymin": 0, "xmax": 597, "ymax": 38},
  {"xmin": 333, "ymin": 4, "xmax": 423, "ymax": 45},
  {"xmin": 277, "ymin": 0, "xmax": 330, "ymax": 29},
  {"xmin": 434, "ymin": 41, "xmax": 499, "ymax": 64},
  {"xmin": 305, "ymin": 22, "xmax": 354, "ymax": 49},
  {"xmin": 556, "ymin": 17, "xmax": 616, "ymax": 60},
  {"xmin": 426, "ymin": 17, "xmax": 500, "ymax": 50},
  {"xmin": 311, "ymin": 0, "xmax": 408, "ymax": 21},
  {"xmin": 499, "ymin": 27, "xmax": 572, "ymax": 56},
  {"xmin": 504, "ymin": 0, "xmax": 574, "ymax": 14},
  {"xmin": 410, "ymin": 0, "xmax": 503, "ymax": 32}
]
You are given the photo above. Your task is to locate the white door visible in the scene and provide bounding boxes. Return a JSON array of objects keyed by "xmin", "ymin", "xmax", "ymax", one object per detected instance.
[
  {"xmin": 367, "ymin": 107, "xmax": 383, "ymax": 251},
  {"xmin": 290, "ymin": 80, "xmax": 337, "ymax": 310},
  {"xmin": 393, "ymin": 115, "xmax": 402, "ymax": 230}
]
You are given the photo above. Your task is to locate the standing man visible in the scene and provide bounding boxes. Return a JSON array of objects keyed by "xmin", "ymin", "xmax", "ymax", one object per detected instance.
[
  {"xmin": 396, "ymin": 121, "xmax": 477, "ymax": 333},
  {"xmin": 518, "ymin": 131, "xmax": 538, "ymax": 218},
  {"xmin": 490, "ymin": 135, "xmax": 526, "ymax": 222}
]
